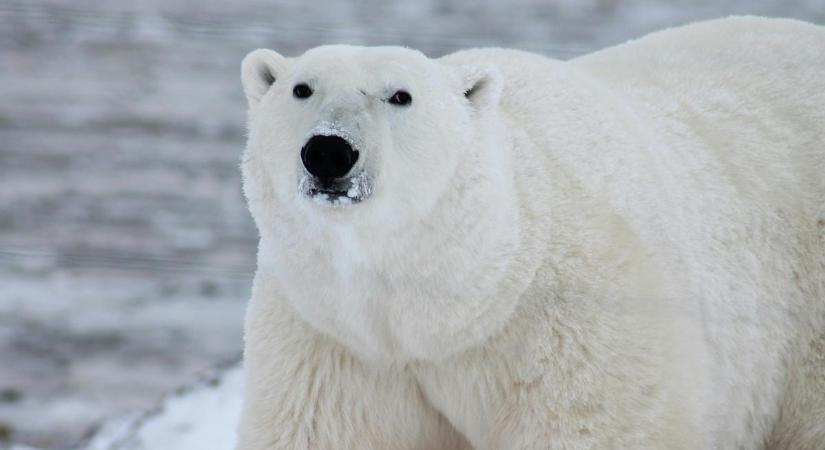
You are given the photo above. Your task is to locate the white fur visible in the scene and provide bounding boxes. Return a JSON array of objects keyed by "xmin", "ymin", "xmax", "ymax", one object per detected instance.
[{"xmin": 236, "ymin": 17, "xmax": 825, "ymax": 450}]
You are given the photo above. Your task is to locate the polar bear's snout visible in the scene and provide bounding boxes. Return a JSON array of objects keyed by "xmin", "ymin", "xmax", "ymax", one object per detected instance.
[
  {"xmin": 301, "ymin": 134, "xmax": 359, "ymax": 180},
  {"xmin": 297, "ymin": 130, "xmax": 373, "ymax": 207}
]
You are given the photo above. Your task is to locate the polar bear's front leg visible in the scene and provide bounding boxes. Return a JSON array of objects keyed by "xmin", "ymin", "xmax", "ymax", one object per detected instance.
[
  {"xmin": 482, "ymin": 365, "xmax": 702, "ymax": 450},
  {"xmin": 487, "ymin": 398, "xmax": 697, "ymax": 450},
  {"xmin": 235, "ymin": 276, "xmax": 468, "ymax": 450},
  {"xmin": 479, "ymin": 316, "xmax": 707, "ymax": 450}
]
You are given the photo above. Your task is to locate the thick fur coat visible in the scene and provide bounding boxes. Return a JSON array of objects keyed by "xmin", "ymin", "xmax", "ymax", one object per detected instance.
[{"xmin": 236, "ymin": 17, "xmax": 825, "ymax": 450}]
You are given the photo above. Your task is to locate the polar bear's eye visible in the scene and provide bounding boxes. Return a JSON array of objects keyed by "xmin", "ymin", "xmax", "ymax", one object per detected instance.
[
  {"xmin": 388, "ymin": 90, "xmax": 412, "ymax": 106},
  {"xmin": 293, "ymin": 83, "xmax": 313, "ymax": 99}
]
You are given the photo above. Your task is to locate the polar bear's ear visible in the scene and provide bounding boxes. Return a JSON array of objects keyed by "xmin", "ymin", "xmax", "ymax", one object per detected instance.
[
  {"xmin": 454, "ymin": 64, "xmax": 502, "ymax": 110},
  {"xmin": 241, "ymin": 49, "xmax": 289, "ymax": 105}
]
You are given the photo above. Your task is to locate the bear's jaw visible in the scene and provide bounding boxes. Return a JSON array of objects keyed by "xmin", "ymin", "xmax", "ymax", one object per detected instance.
[{"xmin": 298, "ymin": 170, "xmax": 374, "ymax": 207}]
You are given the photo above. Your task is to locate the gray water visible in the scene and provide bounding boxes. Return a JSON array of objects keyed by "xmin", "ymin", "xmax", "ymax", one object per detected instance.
[{"xmin": 1, "ymin": 0, "xmax": 823, "ymax": 448}]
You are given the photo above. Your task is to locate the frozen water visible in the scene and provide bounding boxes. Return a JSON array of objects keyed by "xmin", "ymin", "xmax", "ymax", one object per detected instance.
[{"xmin": 0, "ymin": 0, "xmax": 822, "ymax": 448}]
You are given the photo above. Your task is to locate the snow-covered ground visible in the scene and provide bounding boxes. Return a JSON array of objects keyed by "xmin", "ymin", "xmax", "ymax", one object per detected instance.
[
  {"xmin": 1, "ymin": 1, "xmax": 822, "ymax": 448},
  {"xmin": 81, "ymin": 364, "xmax": 242, "ymax": 450}
]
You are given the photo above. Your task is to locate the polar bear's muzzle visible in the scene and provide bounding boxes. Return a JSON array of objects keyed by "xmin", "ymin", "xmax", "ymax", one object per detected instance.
[
  {"xmin": 301, "ymin": 135, "xmax": 359, "ymax": 179},
  {"xmin": 298, "ymin": 134, "xmax": 373, "ymax": 206}
]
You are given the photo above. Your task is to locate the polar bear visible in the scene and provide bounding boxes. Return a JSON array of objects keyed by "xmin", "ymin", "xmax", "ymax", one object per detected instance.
[{"xmin": 236, "ymin": 17, "xmax": 825, "ymax": 450}]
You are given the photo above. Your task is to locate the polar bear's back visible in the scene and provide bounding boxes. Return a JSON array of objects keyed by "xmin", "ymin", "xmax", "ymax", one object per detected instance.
[
  {"xmin": 574, "ymin": 16, "xmax": 825, "ymax": 302},
  {"xmin": 574, "ymin": 16, "xmax": 825, "ymax": 212},
  {"xmin": 444, "ymin": 17, "xmax": 825, "ymax": 211}
]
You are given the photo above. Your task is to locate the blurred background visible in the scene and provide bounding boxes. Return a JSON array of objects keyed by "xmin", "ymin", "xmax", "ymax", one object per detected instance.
[{"xmin": 0, "ymin": 0, "xmax": 822, "ymax": 448}]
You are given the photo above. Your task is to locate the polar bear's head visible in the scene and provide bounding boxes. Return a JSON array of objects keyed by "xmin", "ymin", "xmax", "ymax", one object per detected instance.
[
  {"xmin": 241, "ymin": 45, "xmax": 502, "ymax": 231},
  {"xmin": 241, "ymin": 45, "xmax": 520, "ymax": 362}
]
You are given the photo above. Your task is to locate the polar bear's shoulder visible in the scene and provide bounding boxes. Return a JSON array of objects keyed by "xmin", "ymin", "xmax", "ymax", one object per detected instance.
[
  {"xmin": 571, "ymin": 16, "xmax": 825, "ymax": 143},
  {"xmin": 618, "ymin": 15, "xmax": 824, "ymax": 50},
  {"xmin": 573, "ymin": 16, "xmax": 825, "ymax": 77}
]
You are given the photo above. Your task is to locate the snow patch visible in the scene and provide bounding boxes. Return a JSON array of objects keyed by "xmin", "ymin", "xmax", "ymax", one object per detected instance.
[
  {"xmin": 308, "ymin": 121, "xmax": 363, "ymax": 151},
  {"xmin": 81, "ymin": 365, "xmax": 243, "ymax": 450}
]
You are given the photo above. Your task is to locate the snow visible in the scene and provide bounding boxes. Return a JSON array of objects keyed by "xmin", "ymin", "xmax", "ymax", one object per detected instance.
[
  {"xmin": 310, "ymin": 122, "xmax": 363, "ymax": 152},
  {"xmin": 81, "ymin": 364, "xmax": 242, "ymax": 450},
  {"xmin": 347, "ymin": 171, "xmax": 374, "ymax": 200}
]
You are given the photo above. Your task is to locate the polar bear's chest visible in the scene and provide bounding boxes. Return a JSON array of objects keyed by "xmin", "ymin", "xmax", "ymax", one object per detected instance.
[{"xmin": 278, "ymin": 254, "xmax": 402, "ymax": 360}]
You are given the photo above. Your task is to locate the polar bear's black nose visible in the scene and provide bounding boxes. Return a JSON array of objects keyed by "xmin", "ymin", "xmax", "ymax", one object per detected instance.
[{"xmin": 301, "ymin": 135, "xmax": 359, "ymax": 180}]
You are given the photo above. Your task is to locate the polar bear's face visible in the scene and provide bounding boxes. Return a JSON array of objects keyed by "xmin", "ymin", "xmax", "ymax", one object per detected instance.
[{"xmin": 241, "ymin": 45, "xmax": 501, "ymax": 231}]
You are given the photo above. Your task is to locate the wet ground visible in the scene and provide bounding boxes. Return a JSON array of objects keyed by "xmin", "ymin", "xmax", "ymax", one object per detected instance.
[{"xmin": 1, "ymin": 0, "xmax": 822, "ymax": 448}]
